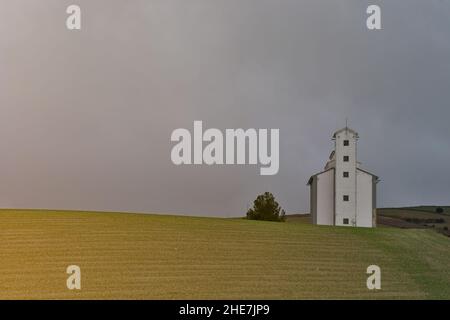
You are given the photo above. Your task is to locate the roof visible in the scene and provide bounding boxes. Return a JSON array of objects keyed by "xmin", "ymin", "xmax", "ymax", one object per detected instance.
[
  {"xmin": 307, "ymin": 167, "xmax": 334, "ymax": 185},
  {"xmin": 307, "ymin": 167, "xmax": 379, "ymax": 185},
  {"xmin": 332, "ymin": 127, "xmax": 359, "ymax": 139},
  {"xmin": 357, "ymin": 168, "xmax": 380, "ymax": 181}
]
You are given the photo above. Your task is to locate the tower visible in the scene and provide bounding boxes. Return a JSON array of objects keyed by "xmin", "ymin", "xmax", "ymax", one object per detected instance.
[
  {"xmin": 333, "ymin": 127, "xmax": 358, "ymax": 226},
  {"xmin": 308, "ymin": 126, "xmax": 378, "ymax": 228}
]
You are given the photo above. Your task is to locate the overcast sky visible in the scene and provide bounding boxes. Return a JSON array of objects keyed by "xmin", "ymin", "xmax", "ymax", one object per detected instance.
[{"xmin": 1, "ymin": 1, "xmax": 449, "ymax": 216}]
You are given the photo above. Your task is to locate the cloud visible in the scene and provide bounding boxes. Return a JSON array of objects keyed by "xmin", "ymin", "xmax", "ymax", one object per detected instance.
[{"xmin": 0, "ymin": 0, "xmax": 449, "ymax": 216}]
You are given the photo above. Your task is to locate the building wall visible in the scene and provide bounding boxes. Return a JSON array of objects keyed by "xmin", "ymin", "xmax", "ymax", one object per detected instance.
[
  {"xmin": 316, "ymin": 169, "xmax": 334, "ymax": 225},
  {"xmin": 310, "ymin": 177, "xmax": 317, "ymax": 224},
  {"xmin": 309, "ymin": 127, "xmax": 377, "ymax": 228},
  {"xmin": 356, "ymin": 170, "xmax": 373, "ymax": 227},
  {"xmin": 334, "ymin": 130, "xmax": 357, "ymax": 226},
  {"xmin": 372, "ymin": 177, "xmax": 377, "ymax": 227}
]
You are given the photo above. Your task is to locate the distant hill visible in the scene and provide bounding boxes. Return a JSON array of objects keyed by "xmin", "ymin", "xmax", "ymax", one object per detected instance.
[
  {"xmin": 285, "ymin": 206, "xmax": 450, "ymax": 237},
  {"xmin": 377, "ymin": 207, "xmax": 450, "ymax": 237},
  {"xmin": 381, "ymin": 206, "xmax": 450, "ymax": 215}
]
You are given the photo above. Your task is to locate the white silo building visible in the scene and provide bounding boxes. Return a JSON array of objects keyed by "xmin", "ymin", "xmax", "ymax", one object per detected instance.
[{"xmin": 307, "ymin": 127, "xmax": 379, "ymax": 228}]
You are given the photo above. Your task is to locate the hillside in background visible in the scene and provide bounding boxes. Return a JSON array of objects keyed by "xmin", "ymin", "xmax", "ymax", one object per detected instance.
[
  {"xmin": 396, "ymin": 206, "xmax": 450, "ymax": 215},
  {"xmin": 0, "ymin": 209, "xmax": 449, "ymax": 299},
  {"xmin": 377, "ymin": 207, "xmax": 450, "ymax": 237},
  {"xmin": 285, "ymin": 206, "xmax": 450, "ymax": 237}
]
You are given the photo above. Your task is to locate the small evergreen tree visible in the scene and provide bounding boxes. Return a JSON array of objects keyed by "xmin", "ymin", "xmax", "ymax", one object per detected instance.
[{"xmin": 246, "ymin": 192, "xmax": 286, "ymax": 222}]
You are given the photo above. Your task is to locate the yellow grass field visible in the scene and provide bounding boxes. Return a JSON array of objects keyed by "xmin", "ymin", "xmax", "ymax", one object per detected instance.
[{"xmin": 0, "ymin": 209, "xmax": 449, "ymax": 299}]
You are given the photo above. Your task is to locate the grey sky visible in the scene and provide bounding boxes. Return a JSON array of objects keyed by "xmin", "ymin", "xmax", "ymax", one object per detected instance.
[{"xmin": 1, "ymin": 1, "xmax": 449, "ymax": 216}]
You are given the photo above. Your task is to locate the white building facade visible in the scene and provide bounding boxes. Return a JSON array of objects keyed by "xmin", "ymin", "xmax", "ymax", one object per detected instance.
[{"xmin": 307, "ymin": 127, "xmax": 379, "ymax": 228}]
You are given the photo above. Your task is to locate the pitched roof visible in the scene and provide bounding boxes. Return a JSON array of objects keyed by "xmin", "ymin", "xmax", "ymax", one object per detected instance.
[
  {"xmin": 307, "ymin": 167, "xmax": 379, "ymax": 185},
  {"xmin": 307, "ymin": 167, "xmax": 334, "ymax": 185},
  {"xmin": 332, "ymin": 127, "xmax": 359, "ymax": 138},
  {"xmin": 357, "ymin": 168, "xmax": 380, "ymax": 181}
]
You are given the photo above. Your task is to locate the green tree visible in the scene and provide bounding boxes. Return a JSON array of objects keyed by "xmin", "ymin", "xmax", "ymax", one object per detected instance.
[{"xmin": 246, "ymin": 192, "xmax": 286, "ymax": 222}]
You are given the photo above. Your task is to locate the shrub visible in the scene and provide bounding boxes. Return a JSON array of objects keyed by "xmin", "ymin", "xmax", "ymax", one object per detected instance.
[{"xmin": 246, "ymin": 192, "xmax": 286, "ymax": 222}]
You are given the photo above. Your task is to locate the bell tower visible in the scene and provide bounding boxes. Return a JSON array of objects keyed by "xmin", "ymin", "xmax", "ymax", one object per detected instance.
[{"xmin": 333, "ymin": 126, "xmax": 358, "ymax": 226}]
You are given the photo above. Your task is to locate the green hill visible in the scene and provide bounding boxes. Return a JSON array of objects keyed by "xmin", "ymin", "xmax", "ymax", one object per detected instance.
[
  {"xmin": 397, "ymin": 206, "xmax": 450, "ymax": 215},
  {"xmin": 377, "ymin": 207, "xmax": 450, "ymax": 236},
  {"xmin": 0, "ymin": 209, "xmax": 449, "ymax": 299}
]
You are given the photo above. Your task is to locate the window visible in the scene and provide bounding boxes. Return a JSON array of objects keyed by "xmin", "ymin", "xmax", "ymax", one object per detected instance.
[
  {"xmin": 343, "ymin": 195, "xmax": 349, "ymax": 201},
  {"xmin": 343, "ymin": 140, "xmax": 349, "ymax": 146},
  {"xmin": 343, "ymin": 218, "xmax": 349, "ymax": 225},
  {"xmin": 343, "ymin": 171, "xmax": 349, "ymax": 178},
  {"xmin": 343, "ymin": 156, "xmax": 349, "ymax": 162}
]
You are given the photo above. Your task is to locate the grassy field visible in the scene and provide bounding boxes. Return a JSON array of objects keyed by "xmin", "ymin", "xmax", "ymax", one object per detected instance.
[{"xmin": 0, "ymin": 209, "xmax": 449, "ymax": 299}]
